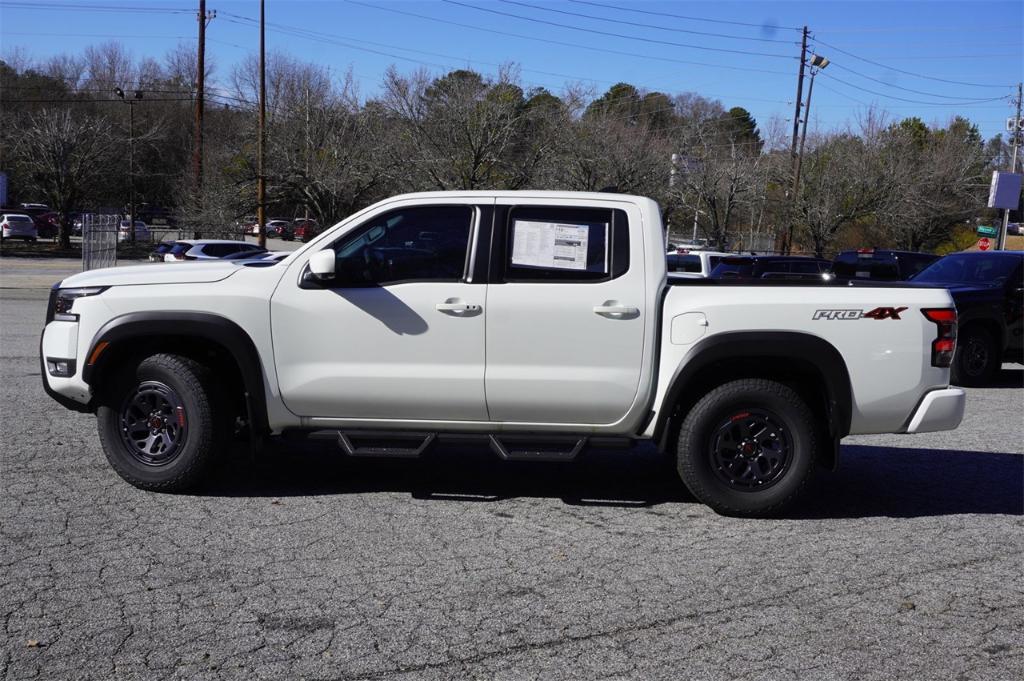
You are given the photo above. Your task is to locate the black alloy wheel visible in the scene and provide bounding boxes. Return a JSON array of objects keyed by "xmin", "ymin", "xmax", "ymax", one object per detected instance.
[
  {"xmin": 118, "ymin": 380, "xmax": 188, "ymax": 466},
  {"xmin": 708, "ymin": 408, "xmax": 793, "ymax": 491}
]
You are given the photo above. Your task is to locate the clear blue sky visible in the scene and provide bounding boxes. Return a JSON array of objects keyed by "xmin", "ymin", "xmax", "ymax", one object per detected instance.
[{"xmin": 2, "ymin": 0, "xmax": 1022, "ymax": 140}]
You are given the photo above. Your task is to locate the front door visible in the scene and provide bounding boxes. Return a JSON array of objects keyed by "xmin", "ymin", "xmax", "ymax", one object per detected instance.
[{"xmin": 271, "ymin": 201, "xmax": 488, "ymax": 421}]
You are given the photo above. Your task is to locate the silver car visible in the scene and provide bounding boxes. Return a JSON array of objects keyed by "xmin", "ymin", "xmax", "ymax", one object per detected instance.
[{"xmin": 0, "ymin": 214, "xmax": 39, "ymax": 242}]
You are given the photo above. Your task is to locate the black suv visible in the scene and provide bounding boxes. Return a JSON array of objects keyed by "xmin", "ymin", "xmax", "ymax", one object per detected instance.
[
  {"xmin": 833, "ymin": 249, "xmax": 939, "ymax": 281},
  {"xmin": 910, "ymin": 251, "xmax": 1024, "ymax": 385},
  {"xmin": 709, "ymin": 255, "xmax": 833, "ymax": 281}
]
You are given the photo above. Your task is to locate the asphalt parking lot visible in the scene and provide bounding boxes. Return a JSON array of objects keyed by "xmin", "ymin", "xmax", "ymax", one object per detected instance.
[{"xmin": 2, "ymin": 284, "xmax": 1022, "ymax": 681}]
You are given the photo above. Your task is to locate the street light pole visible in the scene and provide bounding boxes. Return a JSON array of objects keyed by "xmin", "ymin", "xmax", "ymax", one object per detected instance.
[
  {"xmin": 788, "ymin": 54, "xmax": 829, "ymax": 255},
  {"xmin": 115, "ymin": 88, "xmax": 143, "ymax": 243}
]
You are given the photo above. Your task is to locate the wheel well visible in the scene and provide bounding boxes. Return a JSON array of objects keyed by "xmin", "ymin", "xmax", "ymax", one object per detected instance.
[
  {"xmin": 658, "ymin": 356, "xmax": 839, "ymax": 470},
  {"xmin": 92, "ymin": 335, "xmax": 247, "ymax": 420}
]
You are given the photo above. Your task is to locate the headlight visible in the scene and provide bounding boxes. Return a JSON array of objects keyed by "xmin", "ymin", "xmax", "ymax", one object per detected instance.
[{"xmin": 51, "ymin": 286, "xmax": 107, "ymax": 322}]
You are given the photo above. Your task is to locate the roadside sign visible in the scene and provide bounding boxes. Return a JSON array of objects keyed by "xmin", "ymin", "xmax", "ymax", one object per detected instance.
[
  {"xmin": 977, "ymin": 225, "xmax": 999, "ymax": 237},
  {"xmin": 978, "ymin": 237, "xmax": 991, "ymax": 251}
]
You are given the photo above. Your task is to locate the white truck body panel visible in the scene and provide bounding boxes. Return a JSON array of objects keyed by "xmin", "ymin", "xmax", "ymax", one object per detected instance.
[{"xmin": 43, "ymin": 190, "xmax": 965, "ymax": 441}]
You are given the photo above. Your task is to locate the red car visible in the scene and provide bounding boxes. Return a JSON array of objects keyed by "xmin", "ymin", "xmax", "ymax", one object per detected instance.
[
  {"xmin": 34, "ymin": 212, "xmax": 60, "ymax": 239},
  {"xmin": 292, "ymin": 219, "xmax": 321, "ymax": 242}
]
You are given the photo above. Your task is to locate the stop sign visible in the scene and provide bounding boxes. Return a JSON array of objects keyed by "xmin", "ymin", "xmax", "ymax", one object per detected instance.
[{"xmin": 978, "ymin": 237, "xmax": 991, "ymax": 251}]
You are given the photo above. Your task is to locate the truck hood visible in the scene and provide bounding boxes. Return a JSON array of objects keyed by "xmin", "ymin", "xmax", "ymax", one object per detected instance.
[{"xmin": 58, "ymin": 261, "xmax": 241, "ymax": 288}]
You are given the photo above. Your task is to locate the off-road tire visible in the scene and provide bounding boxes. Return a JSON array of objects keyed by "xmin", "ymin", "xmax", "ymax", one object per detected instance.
[
  {"xmin": 951, "ymin": 326, "xmax": 998, "ymax": 387},
  {"xmin": 97, "ymin": 353, "xmax": 227, "ymax": 492},
  {"xmin": 677, "ymin": 379, "xmax": 816, "ymax": 517}
]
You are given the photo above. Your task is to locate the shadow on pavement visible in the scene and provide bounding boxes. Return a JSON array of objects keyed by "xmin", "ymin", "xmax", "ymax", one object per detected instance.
[
  {"xmin": 205, "ymin": 441, "xmax": 1023, "ymax": 518},
  {"xmin": 981, "ymin": 368, "xmax": 1024, "ymax": 389}
]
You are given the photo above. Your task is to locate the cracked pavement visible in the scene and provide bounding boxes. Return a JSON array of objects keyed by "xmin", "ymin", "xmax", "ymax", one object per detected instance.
[{"xmin": 2, "ymin": 287, "xmax": 1022, "ymax": 680}]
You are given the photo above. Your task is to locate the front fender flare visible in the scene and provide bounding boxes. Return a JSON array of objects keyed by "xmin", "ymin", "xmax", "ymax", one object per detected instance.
[{"xmin": 82, "ymin": 311, "xmax": 269, "ymax": 434}]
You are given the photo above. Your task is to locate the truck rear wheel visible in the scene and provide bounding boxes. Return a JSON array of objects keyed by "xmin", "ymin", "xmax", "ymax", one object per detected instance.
[
  {"xmin": 96, "ymin": 353, "xmax": 226, "ymax": 492},
  {"xmin": 676, "ymin": 379, "xmax": 816, "ymax": 517}
]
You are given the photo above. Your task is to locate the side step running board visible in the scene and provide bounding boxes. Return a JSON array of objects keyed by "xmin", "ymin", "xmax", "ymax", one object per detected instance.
[
  {"xmin": 488, "ymin": 434, "xmax": 587, "ymax": 462},
  {"xmin": 337, "ymin": 431, "xmax": 435, "ymax": 458}
]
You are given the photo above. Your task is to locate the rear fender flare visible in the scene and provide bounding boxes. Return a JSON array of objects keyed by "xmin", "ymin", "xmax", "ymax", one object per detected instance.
[{"xmin": 653, "ymin": 331, "xmax": 853, "ymax": 447}]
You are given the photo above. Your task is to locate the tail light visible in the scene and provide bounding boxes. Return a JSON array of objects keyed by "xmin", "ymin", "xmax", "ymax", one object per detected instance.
[{"xmin": 921, "ymin": 308, "xmax": 956, "ymax": 368}]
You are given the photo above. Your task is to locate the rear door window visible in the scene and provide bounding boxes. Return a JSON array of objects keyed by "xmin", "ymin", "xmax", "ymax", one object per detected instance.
[{"xmin": 500, "ymin": 206, "xmax": 629, "ymax": 283}]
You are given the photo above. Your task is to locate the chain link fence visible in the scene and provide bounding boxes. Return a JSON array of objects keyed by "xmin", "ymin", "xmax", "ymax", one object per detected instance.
[{"xmin": 81, "ymin": 214, "xmax": 118, "ymax": 271}]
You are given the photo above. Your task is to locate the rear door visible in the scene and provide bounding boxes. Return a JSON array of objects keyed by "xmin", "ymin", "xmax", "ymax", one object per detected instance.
[{"xmin": 484, "ymin": 199, "xmax": 647, "ymax": 425}]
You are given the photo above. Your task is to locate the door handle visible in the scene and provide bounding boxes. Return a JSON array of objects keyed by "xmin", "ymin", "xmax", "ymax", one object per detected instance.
[
  {"xmin": 593, "ymin": 304, "xmax": 639, "ymax": 316},
  {"xmin": 436, "ymin": 302, "xmax": 481, "ymax": 313}
]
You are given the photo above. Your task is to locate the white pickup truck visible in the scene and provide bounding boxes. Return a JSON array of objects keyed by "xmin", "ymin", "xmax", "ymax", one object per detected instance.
[{"xmin": 41, "ymin": 192, "xmax": 966, "ymax": 516}]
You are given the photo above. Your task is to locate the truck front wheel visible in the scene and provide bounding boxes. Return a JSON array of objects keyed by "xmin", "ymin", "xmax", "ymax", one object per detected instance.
[
  {"xmin": 96, "ymin": 353, "xmax": 226, "ymax": 492},
  {"xmin": 676, "ymin": 379, "xmax": 816, "ymax": 517}
]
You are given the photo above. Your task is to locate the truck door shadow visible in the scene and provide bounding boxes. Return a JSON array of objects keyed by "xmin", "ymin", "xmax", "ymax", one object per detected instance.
[{"xmin": 207, "ymin": 443, "xmax": 1023, "ymax": 518}]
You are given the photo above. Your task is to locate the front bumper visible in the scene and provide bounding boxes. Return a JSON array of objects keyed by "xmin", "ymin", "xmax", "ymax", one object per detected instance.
[
  {"xmin": 40, "ymin": 324, "xmax": 93, "ymax": 413},
  {"xmin": 904, "ymin": 388, "xmax": 966, "ymax": 434}
]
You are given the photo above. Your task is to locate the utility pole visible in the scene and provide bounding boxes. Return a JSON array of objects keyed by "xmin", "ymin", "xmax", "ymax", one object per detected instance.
[
  {"xmin": 997, "ymin": 82, "xmax": 1022, "ymax": 251},
  {"xmin": 193, "ymin": 0, "xmax": 214, "ymax": 229},
  {"xmin": 257, "ymin": 0, "xmax": 267, "ymax": 249},
  {"xmin": 784, "ymin": 26, "xmax": 809, "ymax": 254},
  {"xmin": 304, "ymin": 83, "xmax": 310, "ymax": 223},
  {"xmin": 791, "ymin": 55, "xmax": 830, "ymax": 250},
  {"xmin": 129, "ymin": 97, "xmax": 135, "ymax": 243}
]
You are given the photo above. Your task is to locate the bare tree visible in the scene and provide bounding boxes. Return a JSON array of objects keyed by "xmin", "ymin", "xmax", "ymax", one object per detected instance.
[
  {"xmin": 13, "ymin": 108, "xmax": 116, "ymax": 247},
  {"xmin": 794, "ymin": 133, "xmax": 887, "ymax": 256},
  {"xmin": 379, "ymin": 67, "xmax": 534, "ymax": 190},
  {"xmin": 875, "ymin": 117, "xmax": 987, "ymax": 251}
]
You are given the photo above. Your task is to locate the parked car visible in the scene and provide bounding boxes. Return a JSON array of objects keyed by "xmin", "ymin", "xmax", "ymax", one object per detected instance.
[
  {"xmin": 709, "ymin": 255, "xmax": 833, "ymax": 280},
  {"xmin": 219, "ymin": 247, "xmax": 270, "ymax": 261},
  {"xmin": 666, "ymin": 249, "xmax": 732, "ymax": 278},
  {"xmin": 833, "ymin": 249, "xmax": 939, "ymax": 281},
  {"xmin": 1008, "ymin": 223, "xmax": 1022, "ymax": 236},
  {"xmin": 117, "ymin": 220, "xmax": 150, "ymax": 242},
  {"xmin": 32, "ymin": 212, "xmax": 60, "ymax": 239},
  {"xmin": 0, "ymin": 213, "xmax": 39, "ymax": 242},
  {"xmin": 266, "ymin": 219, "xmax": 293, "ymax": 240},
  {"xmin": 909, "ymin": 250, "xmax": 1023, "ymax": 386},
  {"xmin": 42, "ymin": 190, "xmax": 966, "ymax": 517},
  {"xmin": 164, "ymin": 240, "xmax": 268, "ymax": 261},
  {"xmin": 292, "ymin": 218, "xmax": 321, "ymax": 242},
  {"xmin": 148, "ymin": 242, "xmax": 176, "ymax": 262}
]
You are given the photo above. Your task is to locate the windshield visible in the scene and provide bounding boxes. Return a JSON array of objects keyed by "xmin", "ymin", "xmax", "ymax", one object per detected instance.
[{"xmin": 912, "ymin": 253, "xmax": 1021, "ymax": 286}]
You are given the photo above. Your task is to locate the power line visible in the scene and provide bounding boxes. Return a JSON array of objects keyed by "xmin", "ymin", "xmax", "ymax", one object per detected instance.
[
  {"xmin": 497, "ymin": 0, "xmax": 798, "ymax": 45},
  {"xmin": 440, "ymin": 0, "xmax": 796, "ymax": 59},
  {"xmin": 818, "ymin": 71, "xmax": 1009, "ymax": 106},
  {"xmin": 0, "ymin": 1, "xmax": 192, "ymax": 13},
  {"xmin": 342, "ymin": 0, "xmax": 793, "ymax": 76},
  {"xmin": 811, "ymin": 36, "xmax": 1014, "ymax": 89},
  {"xmin": 567, "ymin": 0, "xmax": 802, "ymax": 31},
  {"xmin": 824, "ymin": 59, "xmax": 1011, "ymax": 101},
  {"xmin": 1, "ymin": 31, "xmax": 193, "ymax": 39},
  {"xmin": 217, "ymin": 12, "xmax": 791, "ymax": 127}
]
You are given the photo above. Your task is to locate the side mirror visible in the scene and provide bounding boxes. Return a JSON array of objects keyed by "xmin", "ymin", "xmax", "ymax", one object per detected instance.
[{"xmin": 308, "ymin": 250, "xmax": 336, "ymax": 281}]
